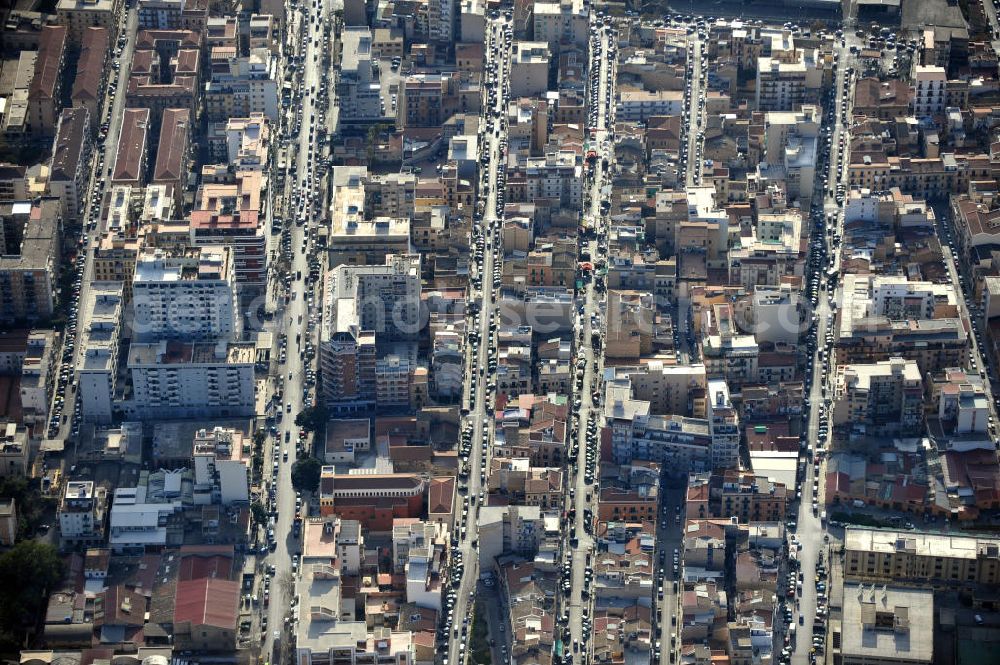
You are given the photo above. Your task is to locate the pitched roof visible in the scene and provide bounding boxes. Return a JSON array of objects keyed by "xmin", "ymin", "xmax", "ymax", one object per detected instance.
[
  {"xmin": 427, "ymin": 476, "xmax": 455, "ymax": 514},
  {"xmin": 173, "ymin": 578, "xmax": 239, "ymax": 629},
  {"xmin": 152, "ymin": 108, "xmax": 190, "ymax": 183},
  {"xmin": 112, "ymin": 108, "xmax": 150, "ymax": 184},
  {"xmin": 50, "ymin": 107, "xmax": 89, "ymax": 182},
  {"xmin": 71, "ymin": 27, "xmax": 109, "ymax": 103},
  {"xmin": 29, "ymin": 25, "xmax": 67, "ymax": 102}
]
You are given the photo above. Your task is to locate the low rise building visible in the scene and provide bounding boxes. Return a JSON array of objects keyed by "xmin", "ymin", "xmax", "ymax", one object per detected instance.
[
  {"xmin": 843, "ymin": 527, "xmax": 1000, "ymax": 586},
  {"xmin": 838, "ymin": 584, "xmax": 933, "ymax": 665}
]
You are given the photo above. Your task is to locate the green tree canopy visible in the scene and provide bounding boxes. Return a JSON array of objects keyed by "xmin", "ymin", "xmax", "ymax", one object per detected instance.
[
  {"xmin": 291, "ymin": 457, "xmax": 322, "ymax": 493},
  {"xmin": 0, "ymin": 540, "xmax": 64, "ymax": 646},
  {"xmin": 295, "ymin": 405, "xmax": 329, "ymax": 433}
]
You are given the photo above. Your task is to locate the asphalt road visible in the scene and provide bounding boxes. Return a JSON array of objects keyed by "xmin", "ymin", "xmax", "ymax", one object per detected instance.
[
  {"xmin": 51, "ymin": 7, "xmax": 138, "ymax": 441},
  {"xmin": 789, "ymin": 29, "xmax": 857, "ymax": 665},
  {"xmin": 449, "ymin": 14, "xmax": 511, "ymax": 665},
  {"xmin": 561, "ymin": 20, "xmax": 615, "ymax": 665},
  {"xmin": 261, "ymin": 0, "xmax": 337, "ymax": 657}
]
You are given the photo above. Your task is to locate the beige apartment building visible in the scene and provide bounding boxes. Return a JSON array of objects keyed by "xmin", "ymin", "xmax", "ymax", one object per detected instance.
[{"xmin": 844, "ymin": 528, "xmax": 1000, "ymax": 586}]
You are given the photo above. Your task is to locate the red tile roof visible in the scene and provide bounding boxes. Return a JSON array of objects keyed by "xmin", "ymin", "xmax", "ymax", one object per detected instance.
[
  {"xmin": 71, "ymin": 27, "xmax": 109, "ymax": 104},
  {"xmin": 152, "ymin": 108, "xmax": 191, "ymax": 183},
  {"xmin": 29, "ymin": 25, "xmax": 67, "ymax": 102},
  {"xmin": 113, "ymin": 108, "xmax": 150, "ymax": 184},
  {"xmin": 173, "ymin": 578, "xmax": 239, "ymax": 629}
]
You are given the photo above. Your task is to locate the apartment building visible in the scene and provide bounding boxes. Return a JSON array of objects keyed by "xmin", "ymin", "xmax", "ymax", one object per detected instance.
[
  {"xmin": 615, "ymin": 90, "xmax": 684, "ymax": 122},
  {"xmin": 151, "ymin": 108, "xmax": 192, "ymax": 203},
  {"xmin": 605, "ymin": 382, "xmax": 713, "ymax": 471},
  {"xmin": 477, "ymin": 505, "xmax": 544, "ymax": 566},
  {"xmin": 392, "ymin": 519, "xmax": 447, "ymax": 611},
  {"xmin": 127, "ymin": 339, "xmax": 256, "ymax": 418},
  {"xmin": 70, "ymin": 27, "xmax": 110, "ymax": 129},
  {"xmin": 0, "ymin": 165, "xmax": 28, "ymax": 202},
  {"xmin": 19, "ymin": 330, "xmax": 55, "ymax": 426},
  {"xmin": 77, "ymin": 283, "xmax": 124, "ymax": 423},
  {"xmin": 48, "ymin": 107, "xmax": 91, "ymax": 223},
  {"xmin": 137, "ymin": 0, "xmax": 208, "ymax": 29},
  {"xmin": 329, "ymin": 168, "xmax": 411, "ymax": 266},
  {"xmin": 706, "ymin": 379, "xmax": 739, "ymax": 469},
  {"xmin": 189, "ymin": 170, "xmax": 267, "ymax": 291},
  {"xmin": 934, "ymin": 368, "xmax": 990, "ymax": 434},
  {"xmin": 398, "ymin": 73, "xmax": 467, "ymax": 129},
  {"xmin": 754, "ymin": 31, "xmax": 823, "ymax": 111},
  {"xmin": 839, "ymin": 584, "xmax": 933, "ymax": 665},
  {"xmin": 132, "ymin": 246, "xmax": 238, "ymax": 342},
  {"xmin": 204, "ymin": 48, "xmax": 279, "ymax": 121},
  {"xmin": 509, "ymin": 42, "xmax": 550, "ymax": 97},
  {"xmin": 506, "ymin": 150, "xmax": 584, "ymax": 210},
  {"xmin": 107, "ymin": 476, "xmax": 185, "ymax": 552},
  {"xmin": 836, "ymin": 274, "xmax": 968, "ymax": 376},
  {"xmin": 294, "ymin": 517, "xmax": 415, "ymax": 665},
  {"xmin": 28, "ymin": 26, "xmax": 68, "ymax": 136},
  {"xmin": 58, "ymin": 480, "xmax": 108, "ymax": 547},
  {"xmin": 56, "ymin": 0, "xmax": 122, "ymax": 45},
  {"xmin": 605, "ymin": 363, "xmax": 707, "ymax": 417},
  {"xmin": 112, "ymin": 108, "xmax": 151, "ymax": 187},
  {"xmin": 224, "ymin": 113, "xmax": 270, "ymax": 170},
  {"xmin": 749, "ymin": 285, "xmax": 800, "ymax": 346},
  {"xmin": 338, "ymin": 28, "xmax": 383, "ymax": 123},
  {"xmin": 701, "ymin": 305, "xmax": 760, "ymax": 388},
  {"xmin": 832, "ymin": 358, "xmax": 924, "ymax": 437},
  {"xmin": 913, "ymin": 65, "xmax": 947, "ymax": 118},
  {"xmin": 686, "ymin": 470, "xmax": 788, "ymax": 524},
  {"xmin": 532, "ymin": 0, "xmax": 588, "ymax": 50},
  {"xmin": 0, "ymin": 423, "xmax": 29, "ymax": 477},
  {"xmin": 844, "ymin": 527, "xmax": 1000, "ymax": 586},
  {"xmin": 0, "ymin": 199, "xmax": 61, "ymax": 323}
]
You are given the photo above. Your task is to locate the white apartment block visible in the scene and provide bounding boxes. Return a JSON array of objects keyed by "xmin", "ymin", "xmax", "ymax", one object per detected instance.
[
  {"xmin": 327, "ymin": 254, "xmax": 422, "ymax": 340},
  {"xmin": 754, "ymin": 31, "xmax": 823, "ymax": 111},
  {"xmin": 869, "ymin": 275, "xmax": 957, "ymax": 320},
  {"xmin": 127, "ymin": 340, "xmax": 256, "ymax": 418},
  {"xmin": 108, "ymin": 478, "xmax": 184, "ymax": 553},
  {"xmin": 532, "ymin": 0, "xmax": 588, "ymax": 49},
  {"xmin": 706, "ymin": 379, "xmax": 739, "ymax": 469},
  {"xmin": 77, "ymin": 282, "xmax": 124, "ymax": 424},
  {"xmin": 913, "ymin": 66, "xmax": 946, "ymax": 118},
  {"xmin": 296, "ymin": 518, "xmax": 414, "ymax": 665},
  {"xmin": 393, "ymin": 519, "xmax": 447, "ymax": 611},
  {"xmin": 337, "ymin": 28, "xmax": 383, "ymax": 122},
  {"xmin": 604, "ymin": 382, "xmax": 712, "ymax": 471},
  {"xmin": 132, "ymin": 246, "xmax": 238, "ymax": 343},
  {"xmin": 58, "ymin": 480, "xmax": 107, "ymax": 546},
  {"xmin": 750, "ymin": 285, "xmax": 801, "ymax": 346},
  {"xmin": 19, "ymin": 329, "xmax": 55, "ymax": 425},
  {"xmin": 615, "ymin": 90, "xmax": 684, "ymax": 122}
]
